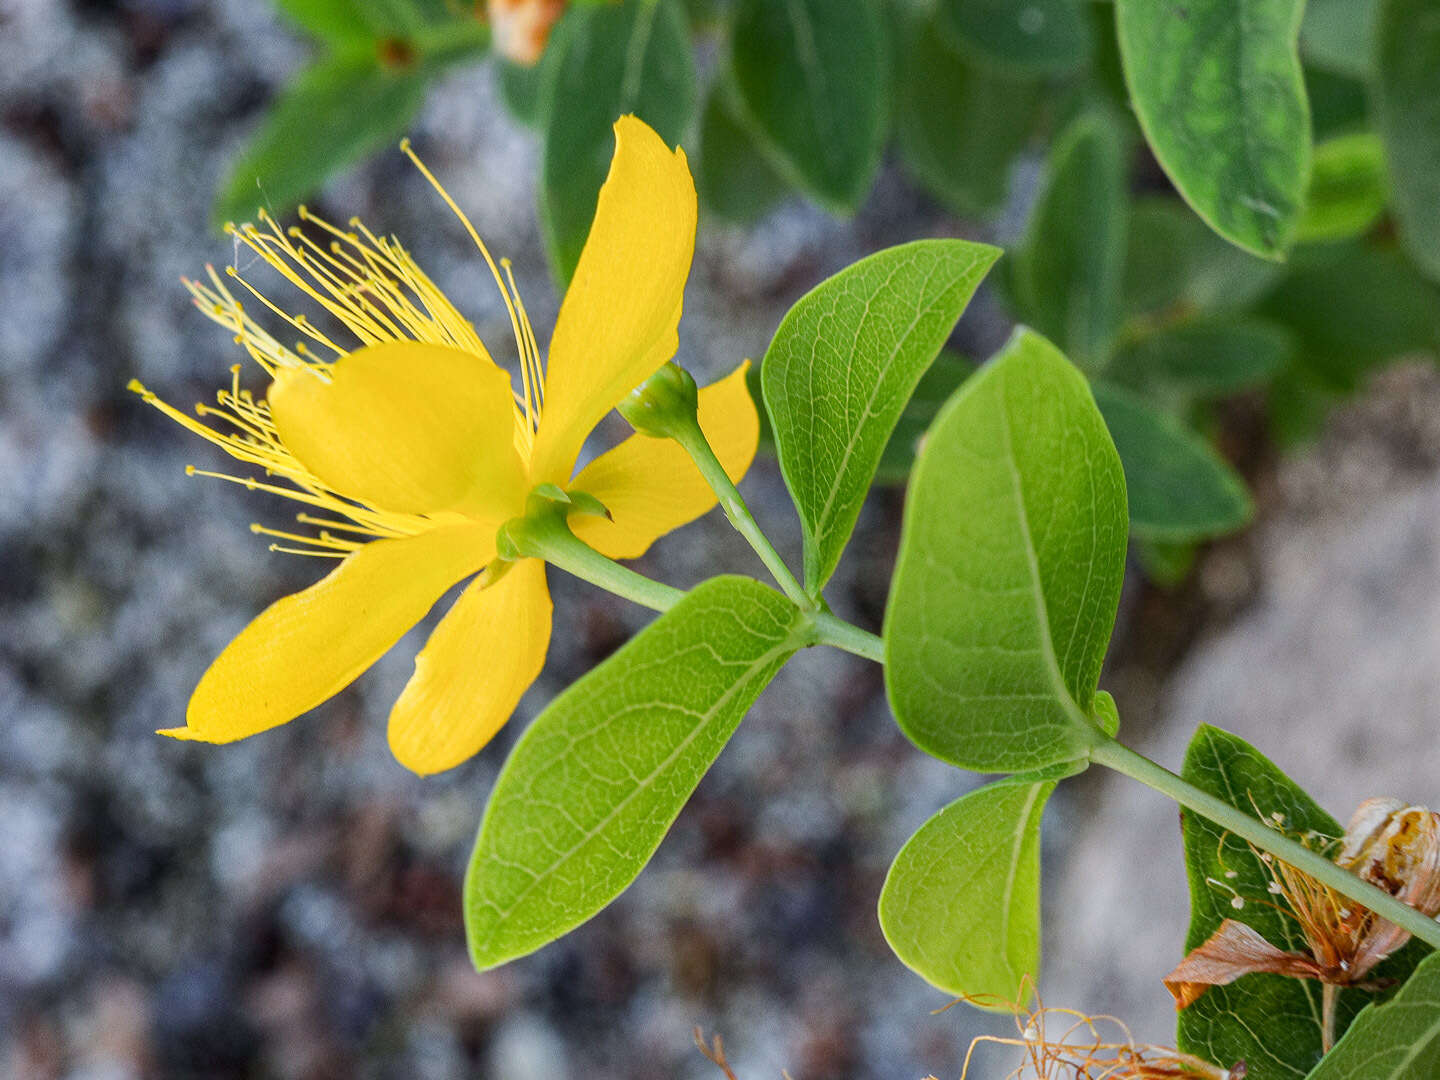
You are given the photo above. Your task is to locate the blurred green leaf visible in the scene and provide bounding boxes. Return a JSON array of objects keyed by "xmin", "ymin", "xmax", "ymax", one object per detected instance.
[
  {"xmin": 1374, "ymin": 0, "xmax": 1440, "ymax": 283},
  {"xmin": 937, "ymin": 0, "xmax": 1090, "ymax": 74},
  {"xmin": 1297, "ymin": 132, "xmax": 1389, "ymax": 244},
  {"xmin": 216, "ymin": 48, "xmax": 431, "ymax": 228},
  {"xmin": 762, "ymin": 239, "xmax": 1000, "ymax": 593},
  {"xmin": 1177, "ymin": 726, "xmax": 1429, "ymax": 1079},
  {"xmin": 1300, "ymin": 0, "xmax": 1379, "ymax": 79},
  {"xmin": 1122, "ymin": 199, "xmax": 1202, "ymax": 319},
  {"xmin": 1256, "ymin": 243, "xmax": 1440, "ymax": 389},
  {"xmin": 466, "ymin": 576, "xmax": 803, "ymax": 970},
  {"xmin": 275, "ymin": 0, "xmax": 376, "ymax": 41},
  {"xmin": 1135, "ymin": 537, "xmax": 1198, "ymax": 585},
  {"xmin": 1093, "ymin": 382, "xmax": 1251, "ymax": 541},
  {"xmin": 893, "ymin": 15, "xmax": 1043, "ymax": 216},
  {"xmin": 1307, "ymin": 951, "xmax": 1440, "ymax": 1080},
  {"xmin": 1306, "ymin": 66, "xmax": 1370, "ymax": 139},
  {"xmin": 884, "ymin": 328, "xmax": 1126, "ymax": 773},
  {"xmin": 538, "ymin": 0, "xmax": 696, "ymax": 283},
  {"xmin": 696, "ymin": 79, "xmax": 789, "ymax": 225},
  {"xmin": 1123, "ymin": 198, "xmax": 1285, "ymax": 320},
  {"xmin": 1116, "ymin": 0, "xmax": 1311, "ymax": 258},
  {"xmin": 1012, "ymin": 111, "xmax": 1127, "ymax": 370},
  {"xmin": 1109, "ymin": 316, "xmax": 1294, "ymax": 398},
  {"xmin": 1266, "ymin": 362, "xmax": 1339, "ymax": 446},
  {"xmin": 879, "ymin": 777, "xmax": 1054, "ymax": 1001},
  {"xmin": 496, "ymin": 55, "xmax": 549, "ymax": 130},
  {"xmin": 729, "ymin": 0, "xmax": 887, "ymax": 211}
]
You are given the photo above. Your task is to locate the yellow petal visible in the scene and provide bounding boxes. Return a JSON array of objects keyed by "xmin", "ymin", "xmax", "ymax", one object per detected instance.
[
  {"xmin": 531, "ymin": 116, "xmax": 698, "ymax": 484},
  {"xmin": 387, "ymin": 557, "xmax": 552, "ymax": 775},
  {"xmin": 170, "ymin": 522, "xmax": 497, "ymax": 743},
  {"xmin": 270, "ymin": 341, "xmax": 526, "ymax": 518},
  {"xmin": 569, "ymin": 362, "xmax": 758, "ymax": 559}
]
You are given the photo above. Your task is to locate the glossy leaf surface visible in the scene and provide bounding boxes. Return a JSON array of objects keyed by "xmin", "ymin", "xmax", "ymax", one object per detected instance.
[
  {"xmin": 762, "ymin": 239, "xmax": 1000, "ymax": 593},
  {"xmin": 879, "ymin": 777, "xmax": 1054, "ymax": 1002},
  {"xmin": 1116, "ymin": 0, "xmax": 1310, "ymax": 258},
  {"xmin": 884, "ymin": 329, "xmax": 1127, "ymax": 773},
  {"xmin": 466, "ymin": 577, "xmax": 803, "ymax": 969}
]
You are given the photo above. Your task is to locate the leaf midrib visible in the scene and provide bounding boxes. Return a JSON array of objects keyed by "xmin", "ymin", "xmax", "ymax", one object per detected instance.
[{"xmin": 996, "ymin": 368, "xmax": 1091, "ymax": 733}]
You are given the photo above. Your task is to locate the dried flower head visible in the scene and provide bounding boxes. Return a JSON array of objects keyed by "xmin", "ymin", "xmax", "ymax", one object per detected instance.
[
  {"xmin": 957, "ymin": 979, "xmax": 1243, "ymax": 1080},
  {"xmin": 1165, "ymin": 798, "xmax": 1440, "ymax": 1010},
  {"xmin": 488, "ymin": 0, "xmax": 566, "ymax": 65}
]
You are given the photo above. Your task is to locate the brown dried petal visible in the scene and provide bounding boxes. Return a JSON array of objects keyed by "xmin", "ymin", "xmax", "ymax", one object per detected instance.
[
  {"xmin": 1163, "ymin": 920, "xmax": 1324, "ymax": 1008},
  {"xmin": 1339, "ymin": 799, "xmax": 1440, "ymax": 974}
]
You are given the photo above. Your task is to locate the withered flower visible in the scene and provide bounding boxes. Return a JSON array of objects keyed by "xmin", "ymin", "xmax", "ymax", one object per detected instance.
[
  {"xmin": 488, "ymin": 0, "xmax": 566, "ymax": 66},
  {"xmin": 1164, "ymin": 799, "xmax": 1440, "ymax": 1049},
  {"xmin": 956, "ymin": 979, "xmax": 1243, "ymax": 1080}
]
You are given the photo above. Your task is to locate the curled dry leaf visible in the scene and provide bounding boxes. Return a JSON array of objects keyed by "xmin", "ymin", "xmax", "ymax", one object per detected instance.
[
  {"xmin": 1165, "ymin": 799, "xmax": 1440, "ymax": 1008},
  {"xmin": 1164, "ymin": 919, "xmax": 1323, "ymax": 1008}
]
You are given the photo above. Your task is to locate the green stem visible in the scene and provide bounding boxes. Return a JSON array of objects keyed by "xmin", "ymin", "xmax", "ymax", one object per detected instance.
[
  {"xmin": 670, "ymin": 425, "xmax": 812, "ymax": 611},
  {"xmin": 1322, "ymin": 981, "xmax": 1338, "ymax": 1054},
  {"xmin": 505, "ymin": 508, "xmax": 683, "ymax": 613},
  {"xmin": 505, "ymin": 498, "xmax": 888, "ymax": 665},
  {"xmin": 810, "ymin": 611, "xmax": 886, "ymax": 664},
  {"xmin": 1090, "ymin": 738, "xmax": 1440, "ymax": 951}
]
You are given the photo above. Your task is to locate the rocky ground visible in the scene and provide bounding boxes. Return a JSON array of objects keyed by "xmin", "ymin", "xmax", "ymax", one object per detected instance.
[{"xmin": 3, "ymin": 2, "xmax": 1439, "ymax": 1079}]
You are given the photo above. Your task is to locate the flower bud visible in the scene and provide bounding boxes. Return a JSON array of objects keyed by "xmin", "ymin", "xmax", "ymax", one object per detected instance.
[{"xmin": 616, "ymin": 362, "xmax": 700, "ymax": 440}]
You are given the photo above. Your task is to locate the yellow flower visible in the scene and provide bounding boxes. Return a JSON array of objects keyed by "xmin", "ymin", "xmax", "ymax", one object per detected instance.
[{"xmin": 131, "ymin": 116, "xmax": 758, "ymax": 775}]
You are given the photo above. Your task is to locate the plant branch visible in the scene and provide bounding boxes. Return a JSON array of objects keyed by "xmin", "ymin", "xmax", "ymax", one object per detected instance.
[
  {"xmin": 501, "ymin": 506, "xmax": 683, "ymax": 613},
  {"xmin": 1090, "ymin": 738, "xmax": 1440, "ymax": 951},
  {"xmin": 809, "ymin": 610, "xmax": 886, "ymax": 664},
  {"xmin": 672, "ymin": 421, "xmax": 812, "ymax": 610}
]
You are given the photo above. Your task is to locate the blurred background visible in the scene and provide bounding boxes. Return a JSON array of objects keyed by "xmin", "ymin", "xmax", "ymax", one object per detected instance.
[{"xmin": 4, "ymin": 2, "xmax": 1440, "ymax": 1078}]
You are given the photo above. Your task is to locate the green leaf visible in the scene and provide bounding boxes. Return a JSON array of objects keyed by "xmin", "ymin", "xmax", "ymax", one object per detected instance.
[
  {"xmin": 1300, "ymin": 0, "xmax": 1380, "ymax": 79},
  {"xmin": 1012, "ymin": 111, "xmax": 1127, "ymax": 370},
  {"xmin": 1297, "ymin": 132, "xmax": 1389, "ymax": 245},
  {"xmin": 876, "ymin": 350, "xmax": 974, "ymax": 484},
  {"xmin": 538, "ymin": 0, "xmax": 696, "ymax": 283},
  {"xmin": 1256, "ymin": 243, "xmax": 1440, "ymax": 390},
  {"xmin": 1092, "ymin": 689, "xmax": 1119, "ymax": 737},
  {"xmin": 1306, "ymin": 67, "xmax": 1371, "ymax": 140},
  {"xmin": 893, "ymin": 15, "xmax": 1043, "ymax": 217},
  {"xmin": 275, "ymin": 0, "xmax": 376, "ymax": 41},
  {"xmin": 879, "ymin": 777, "xmax": 1055, "ymax": 1002},
  {"xmin": 1116, "ymin": 0, "xmax": 1311, "ymax": 258},
  {"xmin": 1178, "ymin": 726, "xmax": 1431, "ymax": 1078},
  {"xmin": 1307, "ymin": 951, "xmax": 1440, "ymax": 1080},
  {"xmin": 696, "ymin": 79, "xmax": 790, "ymax": 225},
  {"xmin": 1092, "ymin": 382, "xmax": 1251, "ymax": 541},
  {"xmin": 1123, "ymin": 199, "xmax": 1284, "ymax": 321},
  {"xmin": 496, "ymin": 55, "xmax": 549, "ymax": 130},
  {"xmin": 936, "ymin": 0, "xmax": 1090, "ymax": 75},
  {"xmin": 1374, "ymin": 0, "xmax": 1440, "ymax": 283},
  {"xmin": 1109, "ymin": 316, "xmax": 1294, "ymax": 398},
  {"xmin": 883, "ymin": 328, "xmax": 1127, "ymax": 773},
  {"xmin": 465, "ymin": 577, "xmax": 803, "ymax": 969},
  {"xmin": 1136, "ymin": 537, "xmax": 1198, "ymax": 585},
  {"xmin": 729, "ymin": 0, "xmax": 887, "ymax": 210},
  {"xmin": 215, "ymin": 49, "xmax": 431, "ymax": 228},
  {"xmin": 761, "ymin": 239, "xmax": 1000, "ymax": 594}
]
